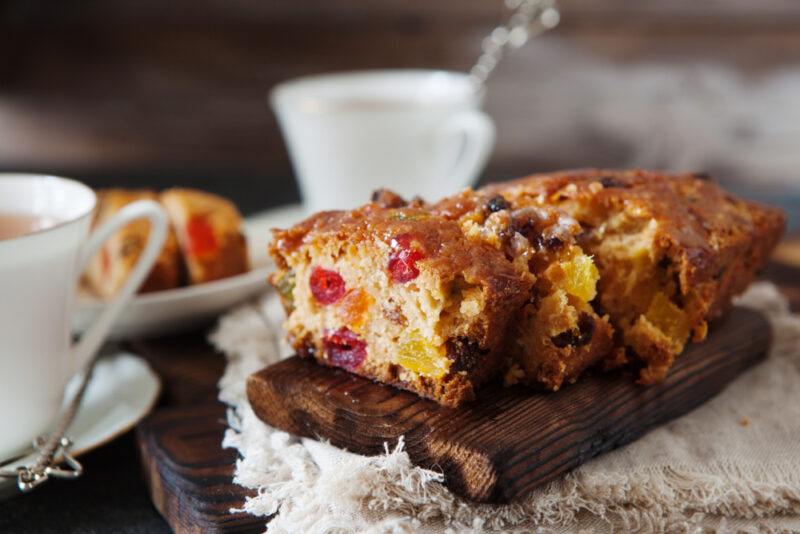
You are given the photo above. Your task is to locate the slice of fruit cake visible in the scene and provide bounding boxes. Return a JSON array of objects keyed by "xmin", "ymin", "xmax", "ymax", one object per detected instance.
[
  {"xmin": 480, "ymin": 169, "xmax": 785, "ymax": 383},
  {"xmin": 432, "ymin": 189, "xmax": 614, "ymax": 391},
  {"xmin": 160, "ymin": 188, "xmax": 249, "ymax": 284},
  {"xmin": 86, "ymin": 189, "xmax": 183, "ymax": 297},
  {"xmin": 269, "ymin": 201, "xmax": 531, "ymax": 406}
]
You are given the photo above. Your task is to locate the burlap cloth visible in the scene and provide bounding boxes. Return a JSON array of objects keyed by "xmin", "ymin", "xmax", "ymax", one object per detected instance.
[{"xmin": 213, "ymin": 282, "xmax": 800, "ymax": 533}]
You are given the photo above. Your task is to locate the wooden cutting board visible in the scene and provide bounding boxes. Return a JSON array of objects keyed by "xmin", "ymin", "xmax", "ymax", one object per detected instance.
[
  {"xmin": 247, "ymin": 306, "xmax": 771, "ymax": 503},
  {"xmin": 135, "ymin": 306, "xmax": 770, "ymax": 532},
  {"xmin": 132, "ymin": 253, "xmax": 799, "ymax": 531}
]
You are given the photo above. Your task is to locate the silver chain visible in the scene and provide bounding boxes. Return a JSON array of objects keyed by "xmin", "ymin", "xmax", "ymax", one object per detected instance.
[
  {"xmin": 470, "ymin": 0, "xmax": 561, "ymax": 86},
  {"xmin": 0, "ymin": 358, "xmax": 96, "ymax": 492}
]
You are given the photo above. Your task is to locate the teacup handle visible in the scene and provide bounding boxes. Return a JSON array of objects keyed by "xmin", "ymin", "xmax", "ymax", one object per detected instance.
[
  {"xmin": 70, "ymin": 200, "xmax": 168, "ymax": 374},
  {"xmin": 431, "ymin": 109, "xmax": 496, "ymax": 193}
]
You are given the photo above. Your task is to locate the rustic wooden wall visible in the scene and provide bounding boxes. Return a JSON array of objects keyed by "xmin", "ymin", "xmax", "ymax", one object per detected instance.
[{"xmin": 1, "ymin": 1, "xmax": 799, "ymax": 216}]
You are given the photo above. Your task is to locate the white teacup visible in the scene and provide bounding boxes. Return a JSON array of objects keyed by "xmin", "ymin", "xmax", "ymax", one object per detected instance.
[
  {"xmin": 271, "ymin": 69, "xmax": 495, "ymax": 211},
  {"xmin": 0, "ymin": 174, "xmax": 167, "ymax": 461}
]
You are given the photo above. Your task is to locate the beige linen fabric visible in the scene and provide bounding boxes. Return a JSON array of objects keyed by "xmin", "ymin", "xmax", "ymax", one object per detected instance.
[{"xmin": 213, "ymin": 282, "xmax": 800, "ymax": 533}]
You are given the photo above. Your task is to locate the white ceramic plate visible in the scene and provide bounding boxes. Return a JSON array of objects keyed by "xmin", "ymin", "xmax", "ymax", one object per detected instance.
[
  {"xmin": 73, "ymin": 203, "xmax": 307, "ymax": 341},
  {"xmin": 0, "ymin": 353, "xmax": 160, "ymax": 500}
]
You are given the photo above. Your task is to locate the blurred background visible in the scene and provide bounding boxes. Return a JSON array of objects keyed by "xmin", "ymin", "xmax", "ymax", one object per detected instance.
[{"xmin": 1, "ymin": 0, "xmax": 798, "ymax": 228}]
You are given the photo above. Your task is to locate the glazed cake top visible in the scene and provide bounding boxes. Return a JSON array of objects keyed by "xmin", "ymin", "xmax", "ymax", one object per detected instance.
[{"xmin": 465, "ymin": 169, "xmax": 786, "ymax": 288}]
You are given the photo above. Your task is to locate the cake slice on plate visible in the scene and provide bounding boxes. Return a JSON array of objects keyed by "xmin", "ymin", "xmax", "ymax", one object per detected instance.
[
  {"xmin": 160, "ymin": 188, "xmax": 249, "ymax": 284},
  {"xmin": 85, "ymin": 189, "xmax": 183, "ymax": 297}
]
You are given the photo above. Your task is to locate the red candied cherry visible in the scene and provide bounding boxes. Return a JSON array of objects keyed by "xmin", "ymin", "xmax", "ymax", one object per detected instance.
[
  {"xmin": 186, "ymin": 215, "xmax": 217, "ymax": 256},
  {"xmin": 388, "ymin": 233, "xmax": 425, "ymax": 283},
  {"xmin": 323, "ymin": 327, "xmax": 367, "ymax": 370},
  {"xmin": 309, "ymin": 266, "xmax": 346, "ymax": 304}
]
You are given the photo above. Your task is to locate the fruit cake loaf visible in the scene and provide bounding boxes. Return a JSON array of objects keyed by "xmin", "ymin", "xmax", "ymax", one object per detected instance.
[
  {"xmin": 160, "ymin": 188, "xmax": 249, "ymax": 284},
  {"xmin": 432, "ymin": 190, "xmax": 614, "ymax": 390},
  {"xmin": 269, "ymin": 202, "xmax": 531, "ymax": 406},
  {"xmin": 479, "ymin": 169, "xmax": 786, "ymax": 383},
  {"xmin": 85, "ymin": 189, "xmax": 183, "ymax": 297}
]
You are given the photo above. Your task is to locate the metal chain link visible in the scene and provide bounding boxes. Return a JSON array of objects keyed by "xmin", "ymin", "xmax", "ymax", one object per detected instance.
[
  {"xmin": 470, "ymin": 0, "xmax": 560, "ymax": 86},
  {"xmin": 0, "ymin": 358, "xmax": 96, "ymax": 492}
]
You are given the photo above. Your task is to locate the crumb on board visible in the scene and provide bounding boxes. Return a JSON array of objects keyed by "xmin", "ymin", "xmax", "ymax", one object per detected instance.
[
  {"xmin": 739, "ymin": 416, "xmax": 750, "ymax": 427},
  {"xmin": 504, "ymin": 363, "xmax": 525, "ymax": 386}
]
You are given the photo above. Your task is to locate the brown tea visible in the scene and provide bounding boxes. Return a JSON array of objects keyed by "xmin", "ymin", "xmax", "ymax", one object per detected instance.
[{"xmin": 0, "ymin": 213, "xmax": 61, "ymax": 240}]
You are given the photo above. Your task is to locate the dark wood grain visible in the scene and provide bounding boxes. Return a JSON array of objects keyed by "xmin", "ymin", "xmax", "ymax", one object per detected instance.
[
  {"xmin": 247, "ymin": 306, "xmax": 770, "ymax": 503},
  {"xmin": 137, "ymin": 404, "xmax": 260, "ymax": 533},
  {"xmin": 127, "ymin": 328, "xmax": 224, "ymax": 406},
  {"xmin": 129, "ymin": 331, "xmax": 264, "ymax": 533}
]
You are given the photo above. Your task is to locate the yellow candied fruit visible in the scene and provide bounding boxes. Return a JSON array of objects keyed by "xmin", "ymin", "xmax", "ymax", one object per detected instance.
[
  {"xmin": 645, "ymin": 292, "xmax": 690, "ymax": 343},
  {"xmin": 397, "ymin": 329, "xmax": 450, "ymax": 378},
  {"xmin": 560, "ymin": 253, "xmax": 600, "ymax": 302}
]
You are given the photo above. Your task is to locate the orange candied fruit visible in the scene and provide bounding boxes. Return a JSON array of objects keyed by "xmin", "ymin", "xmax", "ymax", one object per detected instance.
[
  {"xmin": 338, "ymin": 288, "xmax": 374, "ymax": 330},
  {"xmin": 397, "ymin": 330, "xmax": 449, "ymax": 378},
  {"xmin": 560, "ymin": 253, "xmax": 599, "ymax": 302}
]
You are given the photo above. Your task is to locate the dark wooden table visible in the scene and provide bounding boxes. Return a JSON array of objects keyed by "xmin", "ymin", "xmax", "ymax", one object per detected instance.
[{"xmin": 1, "ymin": 233, "xmax": 798, "ymax": 533}]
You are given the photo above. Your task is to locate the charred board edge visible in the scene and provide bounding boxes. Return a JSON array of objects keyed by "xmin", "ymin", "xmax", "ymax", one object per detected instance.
[{"xmin": 247, "ymin": 307, "xmax": 771, "ymax": 503}]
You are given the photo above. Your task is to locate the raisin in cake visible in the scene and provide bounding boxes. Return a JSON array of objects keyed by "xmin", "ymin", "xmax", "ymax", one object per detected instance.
[
  {"xmin": 85, "ymin": 189, "xmax": 183, "ymax": 297},
  {"xmin": 480, "ymin": 169, "xmax": 786, "ymax": 383},
  {"xmin": 432, "ymin": 190, "xmax": 614, "ymax": 390},
  {"xmin": 160, "ymin": 188, "xmax": 249, "ymax": 284},
  {"xmin": 269, "ymin": 202, "xmax": 531, "ymax": 406}
]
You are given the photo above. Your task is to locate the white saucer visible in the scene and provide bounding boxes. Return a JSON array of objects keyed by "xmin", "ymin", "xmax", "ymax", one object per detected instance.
[
  {"xmin": 0, "ymin": 353, "xmax": 160, "ymax": 499},
  {"xmin": 73, "ymin": 203, "xmax": 307, "ymax": 341}
]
